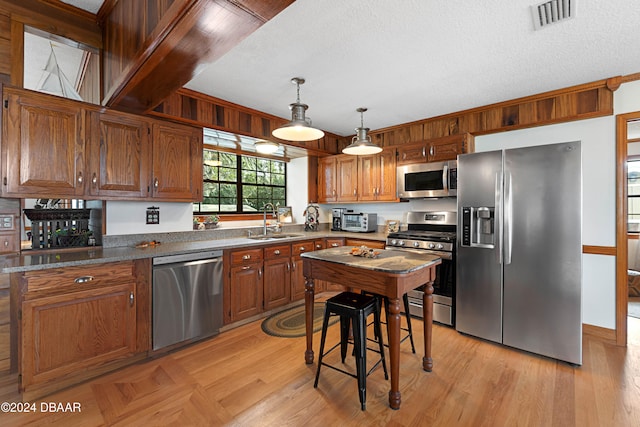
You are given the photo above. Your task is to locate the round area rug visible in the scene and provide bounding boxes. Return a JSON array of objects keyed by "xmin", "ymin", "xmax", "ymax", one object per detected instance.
[{"xmin": 261, "ymin": 302, "xmax": 337, "ymax": 338}]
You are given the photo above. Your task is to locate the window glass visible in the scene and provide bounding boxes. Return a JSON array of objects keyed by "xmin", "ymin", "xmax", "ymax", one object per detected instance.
[
  {"xmin": 194, "ymin": 148, "xmax": 286, "ymax": 214},
  {"xmin": 628, "ymin": 158, "xmax": 640, "ymax": 232}
]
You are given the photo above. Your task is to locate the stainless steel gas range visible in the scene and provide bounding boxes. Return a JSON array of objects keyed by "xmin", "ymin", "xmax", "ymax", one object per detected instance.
[{"xmin": 385, "ymin": 211, "xmax": 456, "ymax": 326}]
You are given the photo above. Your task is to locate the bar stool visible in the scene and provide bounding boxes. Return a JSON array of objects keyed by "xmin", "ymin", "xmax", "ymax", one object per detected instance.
[
  {"xmin": 314, "ymin": 291, "xmax": 388, "ymax": 410},
  {"xmin": 364, "ymin": 291, "xmax": 416, "ymax": 354}
]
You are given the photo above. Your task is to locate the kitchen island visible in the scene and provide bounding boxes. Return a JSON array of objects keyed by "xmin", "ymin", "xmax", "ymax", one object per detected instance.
[{"xmin": 301, "ymin": 246, "xmax": 441, "ymax": 410}]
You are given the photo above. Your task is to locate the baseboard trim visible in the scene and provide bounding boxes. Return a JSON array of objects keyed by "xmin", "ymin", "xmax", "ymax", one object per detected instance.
[{"xmin": 583, "ymin": 323, "xmax": 617, "ymax": 343}]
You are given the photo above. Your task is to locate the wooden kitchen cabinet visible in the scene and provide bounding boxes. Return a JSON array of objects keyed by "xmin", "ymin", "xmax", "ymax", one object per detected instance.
[
  {"xmin": 345, "ymin": 238, "xmax": 386, "ymax": 249},
  {"xmin": 226, "ymin": 248, "xmax": 263, "ymax": 323},
  {"xmin": 320, "ymin": 238, "xmax": 346, "ymax": 292},
  {"xmin": 357, "ymin": 146, "xmax": 397, "ymax": 201},
  {"xmin": 318, "ymin": 156, "xmax": 338, "ymax": 202},
  {"xmin": 87, "ymin": 110, "xmax": 150, "ymax": 198},
  {"xmin": 2, "ymin": 86, "xmax": 203, "ymax": 202},
  {"xmin": 151, "ymin": 121, "xmax": 203, "ymax": 201},
  {"xmin": 397, "ymin": 133, "xmax": 474, "ymax": 165},
  {"xmin": 290, "ymin": 240, "xmax": 315, "ymax": 301},
  {"xmin": 17, "ymin": 261, "xmax": 144, "ymax": 400},
  {"xmin": 336, "ymin": 155, "xmax": 359, "ymax": 202},
  {"xmin": 263, "ymin": 244, "xmax": 291, "ymax": 310},
  {"xmin": 319, "ymin": 149, "xmax": 397, "ymax": 203},
  {"xmin": 2, "ymin": 87, "xmax": 87, "ymax": 198}
]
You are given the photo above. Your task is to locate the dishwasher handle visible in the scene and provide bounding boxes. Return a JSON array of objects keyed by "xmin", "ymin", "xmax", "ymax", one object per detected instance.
[{"xmin": 153, "ymin": 250, "xmax": 223, "ymax": 266}]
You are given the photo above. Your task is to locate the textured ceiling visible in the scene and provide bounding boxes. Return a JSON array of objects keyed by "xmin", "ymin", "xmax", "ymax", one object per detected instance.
[{"xmin": 62, "ymin": 0, "xmax": 640, "ymax": 137}]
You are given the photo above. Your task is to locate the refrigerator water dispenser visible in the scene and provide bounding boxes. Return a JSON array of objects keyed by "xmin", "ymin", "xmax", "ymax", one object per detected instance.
[{"xmin": 461, "ymin": 206, "xmax": 495, "ymax": 248}]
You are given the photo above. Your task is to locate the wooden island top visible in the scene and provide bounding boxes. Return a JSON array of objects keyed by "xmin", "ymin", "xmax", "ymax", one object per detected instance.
[{"xmin": 302, "ymin": 246, "xmax": 441, "ymax": 410}]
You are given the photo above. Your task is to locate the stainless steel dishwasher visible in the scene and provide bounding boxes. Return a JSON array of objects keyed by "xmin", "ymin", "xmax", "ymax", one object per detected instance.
[{"xmin": 152, "ymin": 250, "xmax": 223, "ymax": 351}]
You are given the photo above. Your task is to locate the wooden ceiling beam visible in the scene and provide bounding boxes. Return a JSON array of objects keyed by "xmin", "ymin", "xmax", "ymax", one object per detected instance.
[{"xmin": 102, "ymin": 0, "xmax": 294, "ymax": 114}]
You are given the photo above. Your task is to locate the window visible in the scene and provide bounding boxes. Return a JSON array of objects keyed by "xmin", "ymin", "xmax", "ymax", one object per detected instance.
[
  {"xmin": 193, "ymin": 147, "xmax": 286, "ymax": 214},
  {"xmin": 628, "ymin": 158, "xmax": 640, "ymax": 232}
]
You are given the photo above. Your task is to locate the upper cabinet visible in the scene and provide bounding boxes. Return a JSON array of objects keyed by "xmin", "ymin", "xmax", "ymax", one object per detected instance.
[
  {"xmin": 396, "ymin": 133, "xmax": 475, "ymax": 165},
  {"xmin": 151, "ymin": 121, "xmax": 203, "ymax": 201},
  {"xmin": 318, "ymin": 148, "xmax": 398, "ymax": 203},
  {"xmin": 2, "ymin": 88, "xmax": 87, "ymax": 197},
  {"xmin": 87, "ymin": 110, "xmax": 150, "ymax": 199},
  {"xmin": 1, "ymin": 87, "xmax": 203, "ymax": 202}
]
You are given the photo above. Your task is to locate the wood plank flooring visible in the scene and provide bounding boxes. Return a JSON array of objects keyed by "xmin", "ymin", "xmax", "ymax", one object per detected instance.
[{"xmin": 1, "ymin": 307, "xmax": 640, "ymax": 426}]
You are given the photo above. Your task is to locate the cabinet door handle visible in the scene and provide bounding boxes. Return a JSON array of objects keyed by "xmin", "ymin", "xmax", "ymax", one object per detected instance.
[
  {"xmin": 292, "ymin": 262, "xmax": 296, "ymax": 271},
  {"xmin": 316, "ymin": 244, "xmax": 322, "ymax": 249},
  {"xmin": 242, "ymin": 265, "xmax": 251, "ymax": 270},
  {"xmin": 422, "ymin": 147, "xmax": 426, "ymax": 158},
  {"xmin": 154, "ymin": 178, "xmax": 159, "ymax": 188},
  {"xmin": 242, "ymin": 254, "xmax": 251, "ymax": 260},
  {"xmin": 331, "ymin": 243, "xmax": 339, "ymax": 247},
  {"xmin": 74, "ymin": 275, "xmax": 94, "ymax": 284},
  {"xmin": 332, "ymin": 189, "xmax": 336, "ymax": 197},
  {"xmin": 403, "ymin": 152, "xmax": 407, "ymax": 160},
  {"xmin": 129, "ymin": 291, "xmax": 134, "ymax": 307},
  {"xmin": 258, "ymin": 268, "xmax": 262, "ymax": 279},
  {"xmin": 299, "ymin": 247, "xmax": 305, "ymax": 252},
  {"xmin": 274, "ymin": 250, "xmax": 280, "ymax": 255},
  {"xmin": 77, "ymin": 171, "xmax": 83, "ymax": 184},
  {"xmin": 92, "ymin": 173, "xmax": 97, "ymax": 185},
  {"xmin": 287, "ymin": 262, "xmax": 291, "ymax": 272},
  {"xmin": 430, "ymin": 146, "xmax": 435, "ymax": 157},
  {"xmin": 353, "ymin": 189, "xmax": 357, "ymax": 197}
]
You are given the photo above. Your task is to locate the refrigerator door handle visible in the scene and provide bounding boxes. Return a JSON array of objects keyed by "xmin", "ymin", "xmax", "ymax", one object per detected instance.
[
  {"xmin": 495, "ymin": 172, "xmax": 502, "ymax": 264},
  {"xmin": 504, "ymin": 171, "xmax": 513, "ymax": 265}
]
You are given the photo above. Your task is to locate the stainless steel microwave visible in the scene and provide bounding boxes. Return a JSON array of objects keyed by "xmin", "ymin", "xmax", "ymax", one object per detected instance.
[
  {"xmin": 341, "ymin": 212, "xmax": 377, "ymax": 232},
  {"xmin": 397, "ymin": 160, "xmax": 457, "ymax": 199}
]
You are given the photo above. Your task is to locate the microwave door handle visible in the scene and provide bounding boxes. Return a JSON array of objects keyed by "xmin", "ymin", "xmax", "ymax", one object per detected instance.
[{"xmin": 442, "ymin": 164, "xmax": 449, "ymax": 191}]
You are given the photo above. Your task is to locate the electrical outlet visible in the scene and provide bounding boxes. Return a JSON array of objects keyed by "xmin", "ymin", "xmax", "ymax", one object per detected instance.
[{"xmin": 146, "ymin": 207, "xmax": 159, "ymax": 224}]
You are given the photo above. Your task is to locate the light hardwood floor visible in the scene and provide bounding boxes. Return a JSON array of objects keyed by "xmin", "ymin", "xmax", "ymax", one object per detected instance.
[{"xmin": 2, "ymin": 308, "xmax": 640, "ymax": 426}]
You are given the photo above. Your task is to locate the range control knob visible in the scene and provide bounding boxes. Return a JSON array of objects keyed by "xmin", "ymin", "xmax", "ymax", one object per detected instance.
[
  {"xmin": 436, "ymin": 243, "xmax": 444, "ymax": 250},
  {"xmin": 413, "ymin": 242, "xmax": 420, "ymax": 248},
  {"xmin": 391, "ymin": 240, "xmax": 397, "ymax": 246},
  {"xmin": 428, "ymin": 243, "xmax": 436, "ymax": 249},
  {"xmin": 398, "ymin": 240, "xmax": 405, "ymax": 246}
]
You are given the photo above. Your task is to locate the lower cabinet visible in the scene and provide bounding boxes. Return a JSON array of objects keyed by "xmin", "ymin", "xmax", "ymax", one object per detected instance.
[
  {"xmin": 16, "ymin": 260, "xmax": 149, "ymax": 400},
  {"xmin": 226, "ymin": 248, "xmax": 264, "ymax": 323},
  {"xmin": 263, "ymin": 244, "xmax": 291, "ymax": 310},
  {"xmin": 290, "ymin": 240, "xmax": 315, "ymax": 301}
]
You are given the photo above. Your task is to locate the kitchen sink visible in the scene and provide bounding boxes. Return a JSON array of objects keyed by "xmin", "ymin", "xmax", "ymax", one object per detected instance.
[{"xmin": 248, "ymin": 233, "xmax": 302, "ymax": 240}]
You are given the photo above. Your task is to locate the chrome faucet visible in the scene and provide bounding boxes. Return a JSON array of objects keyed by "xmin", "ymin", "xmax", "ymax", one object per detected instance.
[{"xmin": 263, "ymin": 203, "xmax": 277, "ymax": 235}]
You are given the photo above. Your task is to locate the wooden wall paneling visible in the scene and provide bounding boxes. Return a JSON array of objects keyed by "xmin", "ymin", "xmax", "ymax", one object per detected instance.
[
  {"xmin": 3, "ymin": 0, "xmax": 101, "ymax": 48},
  {"xmin": 536, "ymin": 98, "xmax": 555, "ymax": 122},
  {"xmin": 518, "ymin": 101, "xmax": 537, "ymax": 126},
  {"xmin": 197, "ymin": 97, "xmax": 214, "ymax": 125},
  {"xmin": 481, "ymin": 109, "xmax": 501, "ymax": 132},
  {"xmin": 133, "ymin": 258, "xmax": 151, "ymax": 353},
  {"xmin": 77, "ymin": 51, "xmax": 101, "ymax": 104},
  {"xmin": 9, "ymin": 19, "xmax": 22, "ymax": 87},
  {"xmin": 577, "ymin": 88, "xmax": 599, "ymax": 115},
  {"xmin": 598, "ymin": 86, "xmax": 614, "ymax": 113},
  {"xmin": 555, "ymin": 93, "xmax": 576, "ymax": 119},
  {"xmin": 501, "ymin": 105, "xmax": 519, "ymax": 127}
]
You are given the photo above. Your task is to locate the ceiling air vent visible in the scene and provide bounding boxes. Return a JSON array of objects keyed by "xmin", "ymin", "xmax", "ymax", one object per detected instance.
[{"xmin": 531, "ymin": 0, "xmax": 576, "ymax": 30}]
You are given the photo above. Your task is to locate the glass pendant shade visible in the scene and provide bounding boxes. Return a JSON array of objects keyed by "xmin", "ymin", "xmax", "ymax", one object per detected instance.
[
  {"xmin": 272, "ymin": 78, "xmax": 325, "ymax": 142},
  {"xmin": 254, "ymin": 139, "xmax": 280, "ymax": 154},
  {"xmin": 342, "ymin": 107, "xmax": 382, "ymax": 155}
]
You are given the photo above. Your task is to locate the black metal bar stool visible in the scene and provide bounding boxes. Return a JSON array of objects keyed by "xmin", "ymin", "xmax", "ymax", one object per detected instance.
[
  {"xmin": 314, "ymin": 291, "xmax": 388, "ymax": 410},
  {"xmin": 364, "ymin": 291, "xmax": 416, "ymax": 354}
]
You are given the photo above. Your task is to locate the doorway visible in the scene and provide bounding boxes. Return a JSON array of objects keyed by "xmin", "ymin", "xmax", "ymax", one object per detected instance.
[{"xmin": 616, "ymin": 112, "xmax": 640, "ymax": 346}]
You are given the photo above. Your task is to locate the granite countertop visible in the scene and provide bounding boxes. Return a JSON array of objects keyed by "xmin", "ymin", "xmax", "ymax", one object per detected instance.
[
  {"xmin": 301, "ymin": 246, "xmax": 441, "ymax": 274},
  {"xmin": 0, "ymin": 229, "xmax": 390, "ymax": 273}
]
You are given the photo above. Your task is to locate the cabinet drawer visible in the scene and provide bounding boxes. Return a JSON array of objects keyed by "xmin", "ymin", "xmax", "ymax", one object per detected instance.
[
  {"xmin": 325, "ymin": 238, "xmax": 345, "ymax": 248},
  {"xmin": 23, "ymin": 261, "xmax": 134, "ymax": 296},
  {"xmin": 292, "ymin": 241, "xmax": 314, "ymax": 257},
  {"xmin": 230, "ymin": 248, "xmax": 263, "ymax": 265},
  {"xmin": 345, "ymin": 239, "xmax": 385, "ymax": 249},
  {"xmin": 0, "ymin": 233, "xmax": 18, "ymax": 254},
  {"xmin": 314, "ymin": 240, "xmax": 326, "ymax": 250},
  {"xmin": 264, "ymin": 244, "xmax": 291, "ymax": 259}
]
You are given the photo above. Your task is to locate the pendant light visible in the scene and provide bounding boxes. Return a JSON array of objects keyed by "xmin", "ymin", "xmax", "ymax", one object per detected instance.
[
  {"xmin": 342, "ymin": 107, "xmax": 382, "ymax": 155},
  {"xmin": 272, "ymin": 77, "xmax": 325, "ymax": 142},
  {"xmin": 254, "ymin": 139, "xmax": 280, "ymax": 154}
]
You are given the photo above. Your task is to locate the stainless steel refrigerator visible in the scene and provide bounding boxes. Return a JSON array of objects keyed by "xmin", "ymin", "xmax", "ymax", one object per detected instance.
[{"xmin": 456, "ymin": 141, "xmax": 582, "ymax": 365}]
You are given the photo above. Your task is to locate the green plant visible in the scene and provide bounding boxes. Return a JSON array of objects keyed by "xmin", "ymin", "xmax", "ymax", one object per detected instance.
[{"xmin": 205, "ymin": 214, "xmax": 219, "ymax": 224}]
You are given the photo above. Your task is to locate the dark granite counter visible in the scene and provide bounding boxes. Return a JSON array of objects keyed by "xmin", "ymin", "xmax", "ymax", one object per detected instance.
[
  {"xmin": 0, "ymin": 229, "xmax": 389, "ymax": 273},
  {"xmin": 301, "ymin": 246, "xmax": 441, "ymax": 274}
]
